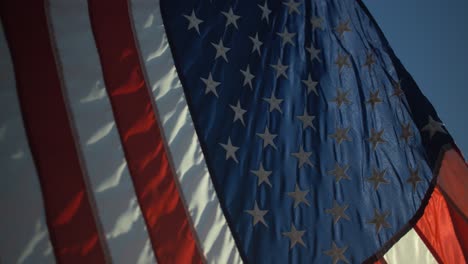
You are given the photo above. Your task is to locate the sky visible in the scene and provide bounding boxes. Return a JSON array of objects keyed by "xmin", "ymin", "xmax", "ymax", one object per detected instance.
[{"xmin": 362, "ymin": 0, "xmax": 468, "ymax": 157}]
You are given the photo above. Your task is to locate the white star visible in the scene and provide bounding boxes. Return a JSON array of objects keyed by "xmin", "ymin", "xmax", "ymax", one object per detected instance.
[
  {"xmin": 400, "ymin": 122, "xmax": 414, "ymax": 143},
  {"xmin": 325, "ymin": 200, "xmax": 351, "ymax": 224},
  {"xmin": 302, "ymin": 74, "xmax": 318, "ymax": 95},
  {"xmin": 287, "ymin": 184, "xmax": 310, "ymax": 208},
  {"xmin": 282, "ymin": 0, "xmax": 301, "ymax": 15},
  {"xmin": 328, "ymin": 163, "xmax": 351, "ymax": 183},
  {"xmin": 368, "ymin": 128, "xmax": 387, "ymax": 151},
  {"xmin": 211, "ymin": 39, "xmax": 230, "ymax": 62},
  {"xmin": 306, "ymin": 44, "xmax": 321, "ymax": 63},
  {"xmin": 277, "ymin": 28, "xmax": 296, "ymax": 47},
  {"xmin": 258, "ymin": 1, "xmax": 272, "ymax": 24},
  {"xmin": 270, "ymin": 59, "xmax": 289, "ymax": 79},
  {"xmin": 221, "ymin": 8, "xmax": 241, "ymax": 29},
  {"xmin": 335, "ymin": 53, "xmax": 351, "ymax": 71},
  {"xmin": 329, "ymin": 127, "xmax": 352, "ymax": 145},
  {"xmin": 324, "ymin": 242, "xmax": 350, "ymax": 264},
  {"xmin": 249, "ymin": 33, "xmax": 263, "ymax": 55},
  {"xmin": 367, "ymin": 90, "xmax": 383, "ymax": 109},
  {"xmin": 240, "ymin": 65, "xmax": 255, "ymax": 89},
  {"xmin": 291, "ymin": 145, "xmax": 313, "ymax": 168},
  {"xmin": 310, "ymin": 16, "xmax": 324, "ymax": 31},
  {"xmin": 296, "ymin": 109, "xmax": 316, "ymax": 130},
  {"xmin": 251, "ymin": 163, "xmax": 273, "ymax": 187},
  {"xmin": 335, "ymin": 20, "xmax": 352, "ymax": 38},
  {"xmin": 331, "ymin": 88, "xmax": 351, "ymax": 108},
  {"xmin": 245, "ymin": 201, "xmax": 268, "ymax": 227},
  {"xmin": 263, "ymin": 94, "xmax": 283, "ymax": 113},
  {"xmin": 229, "ymin": 100, "xmax": 247, "ymax": 126},
  {"xmin": 422, "ymin": 116, "xmax": 446, "ymax": 138},
  {"xmin": 283, "ymin": 224, "xmax": 306, "ymax": 249},
  {"xmin": 183, "ymin": 10, "xmax": 203, "ymax": 34},
  {"xmin": 219, "ymin": 137, "xmax": 239, "ymax": 163},
  {"xmin": 200, "ymin": 73, "xmax": 220, "ymax": 97},
  {"xmin": 367, "ymin": 209, "xmax": 391, "ymax": 233},
  {"xmin": 391, "ymin": 80, "xmax": 405, "ymax": 98},
  {"xmin": 256, "ymin": 126, "xmax": 277, "ymax": 149},
  {"xmin": 363, "ymin": 52, "xmax": 376, "ymax": 69},
  {"xmin": 366, "ymin": 168, "xmax": 390, "ymax": 190},
  {"xmin": 407, "ymin": 166, "xmax": 423, "ymax": 191}
]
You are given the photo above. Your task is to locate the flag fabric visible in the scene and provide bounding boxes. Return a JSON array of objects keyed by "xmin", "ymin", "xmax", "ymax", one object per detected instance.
[{"xmin": 0, "ymin": 0, "xmax": 466, "ymax": 263}]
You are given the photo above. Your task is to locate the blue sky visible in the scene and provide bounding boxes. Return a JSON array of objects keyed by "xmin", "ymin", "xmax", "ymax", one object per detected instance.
[{"xmin": 363, "ymin": 0, "xmax": 468, "ymax": 157}]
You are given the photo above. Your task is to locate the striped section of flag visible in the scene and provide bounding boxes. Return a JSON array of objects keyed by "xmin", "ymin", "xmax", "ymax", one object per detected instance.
[
  {"xmin": 0, "ymin": 0, "xmax": 466, "ymax": 263},
  {"xmin": 0, "ymin": 21, "xmax": 55, "ymax": 264},
  {"xmin": 48, "ymin": 1, "xmax": 156, "ymax": 262},
  {"xmin": 383, "ymin": 229, "xmax": 438, "ymax": 264},
  {"xmin": 86, "ymin": 0, "xmax": 203, "ymax": 262},
  {"xmin": 1, "ymin": 1, "xmax": 108, "ymax": 262},
  {"xmin": 129, "ymin": 0, "xmax": 242, "ymax": 262}
]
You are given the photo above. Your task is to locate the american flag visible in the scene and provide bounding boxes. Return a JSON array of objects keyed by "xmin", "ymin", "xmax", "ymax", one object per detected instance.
[{"xmin": 0, "ymin": 0, "xmax": 466, "ymax": 263}]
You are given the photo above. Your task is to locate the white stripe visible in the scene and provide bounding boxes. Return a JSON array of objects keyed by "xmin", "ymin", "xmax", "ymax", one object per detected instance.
[
  {"xmin": 47, "ymin": 1, "xmax": 156, "ymax": 263},
  {"xmin": 384, "ymin": 229, "xmax": 437, "ymax": 264},
  {"xmin": 0, "ymin": 23, "xmax": 55, "ymax": 264},
  {"xmin": 129, "ymin": 1, "xmax": 243, "ymax": 263}
]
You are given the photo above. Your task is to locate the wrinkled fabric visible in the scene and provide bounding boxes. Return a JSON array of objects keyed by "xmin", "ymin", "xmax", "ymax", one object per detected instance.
[{"xmin": 161, "ymin": 0, "xmax": 454, "ymax": 262}]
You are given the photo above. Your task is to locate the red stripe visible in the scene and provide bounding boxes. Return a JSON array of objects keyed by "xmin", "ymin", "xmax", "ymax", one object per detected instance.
[
  {"xmin": 0, "ymin": 1, "xmax": 108, "ymax": 263},
  {"xmin": 437, "ymin": 148, "xmax": 468, "ymax": 217},
  {"xmin": 413, "ymin": 226, "xmax": 444, "ymax": 264},
  {"xmin": 446, "ymin": 201, "xmax": 468, "ymax": 261},
  {"xmin": 373, "ymin": 258, "xmax": 388, "ymax": 264},
  {"xmin": 87, "ymin": 0, "xmax": 203, "ymax": 263},
  {"xmin": 437, "ymin": 147, "xmax": 468, "ymax": 260},
  {"xmin": 415, "ymin": 186, "xmax": 466, "ymax": 264}
]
